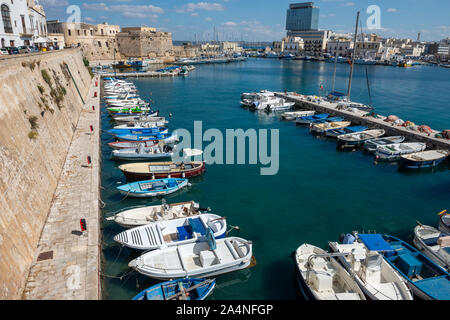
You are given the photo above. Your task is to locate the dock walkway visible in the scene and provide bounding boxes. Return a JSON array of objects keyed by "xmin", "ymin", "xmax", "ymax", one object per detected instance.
[
  {"xmin": 23, "ymin": 76, "xmax": 101, "ymax": 300},
  {"xmin": 276, "ymin": 92, "xmax": 450, "ymax": 150}
]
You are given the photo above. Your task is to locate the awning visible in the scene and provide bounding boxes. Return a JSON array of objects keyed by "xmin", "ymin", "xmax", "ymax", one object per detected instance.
[
  {"xmin": 358, "ymin": 234, "xmax": 394, "ymax": 252},
  {"xmin": 34, "ymin": 37, "xmax": 49, "ymax": 44}
]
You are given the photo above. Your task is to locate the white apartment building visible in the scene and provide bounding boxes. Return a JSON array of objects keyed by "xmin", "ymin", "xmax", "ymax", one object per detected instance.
[
  {"xmin": 327, "ymin": 39, "xmax": 353, "ymax": 57},
  {"xmin": 0, "ymin": 0, "xmax": 46, "ymax": 48},
  {"xmin": 287, "ymin": 30, "xmax": 332, "ymax": 55}
]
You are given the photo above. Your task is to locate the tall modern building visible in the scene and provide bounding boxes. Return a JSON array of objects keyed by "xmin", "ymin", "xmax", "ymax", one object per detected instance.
[{"xmin": 286, "ymin": 2, "xmax": 319, "ymax": 32}]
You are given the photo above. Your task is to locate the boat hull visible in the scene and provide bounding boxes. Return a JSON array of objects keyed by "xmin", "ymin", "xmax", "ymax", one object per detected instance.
[
  {"xmin": 399, "ymin": 157, "xmax": 447, "ymax": 169},
  {"xmin": 132, "ymin": 279, "xmax": 216, "ymax": 300},
  {"xmin": 121, "ymin": 163, "xmax": 206, "ymax": 182}
]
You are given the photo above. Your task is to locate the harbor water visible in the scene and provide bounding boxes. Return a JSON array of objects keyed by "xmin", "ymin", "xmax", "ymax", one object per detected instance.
[{"xmin": 100, "ymin": 58, "xmax": 450, "ymax": 300}]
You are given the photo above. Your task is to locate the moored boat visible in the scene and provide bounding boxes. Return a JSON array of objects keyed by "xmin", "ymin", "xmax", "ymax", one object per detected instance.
[
  {"xmin": 119, "ymin": 161, "xmax": 206, "ymax": 181},
  {"xmin": 355, "ymin": 233, "xmax": 450, "ymax": 300},
  {"xmin": 128, "ymin": 236, "xmax": 253, "ymax": 280},
  {"xmin": 337, "ymin": 129, "xmax": 385, "ymax": 148},
  {"xmin": 111, "ymin": 143, "xmax": 174, "ymax": 161},
  {"xmin": 116, "ymin": 178, "xmax": 189, "ymax": 198},
  {"xmin": 296, "ymin": 113, "xmax": 329, "ymax": 125},
  {"xmin": 108, "ymin": 140, "xmax": 157, "ymax": 150},
  {"xmin": 114, "ymin": 214, "xmax": 227, "ymax": 251},
  {"xmin": 115, "ymin": 133, "xmax": 178, "ymax": 144},
  {"xmin": 107, "ymin": 127, "xmax": 168, "ymax": 137},
  {"xmin": 413, "ymin": 224, "xmax": 450, "ymax": 272},
  {"xmin": 310, "ymin": 121, "xmax": 352, "ymax": 135},
  {"xmin": 399, "ymin": 150, "xmax": 450, "ymax": 169},
  {"xmin": 375, "ymin": 143, "xmax": 426, "ymax": 161},
  {"xmin": 329, "ymin": 238, "xmax": 413, "ymax": 300},
  {"xmin": 294, "ymin": 244, "xmax": 366, "ymax": 300},
  {"xmin": 132, "ymin": 278, "xmax": 216, "ymax": 300},
  {"xmin": 364, "ymin": 136, "xmax": 405, "ymax": 153},
  {"xmin": 325, "ymin": 125, "xmax": 368, "ymax": 138},
  {"xmin": 281, "ymin": 110, "xmax": 315, "ymax": 120},
  {"xmin": 106, "ymin": 200, "xmax": 207, "ymax": 228},
  {"xmin": 440, "ymin": 211, "xmax": 450, "ymax": 234}
]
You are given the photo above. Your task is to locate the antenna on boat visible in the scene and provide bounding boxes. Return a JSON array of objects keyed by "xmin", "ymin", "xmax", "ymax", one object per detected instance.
[{"xmin": 347, "ymin": 11, "xmax": 360, "ymax": 100}]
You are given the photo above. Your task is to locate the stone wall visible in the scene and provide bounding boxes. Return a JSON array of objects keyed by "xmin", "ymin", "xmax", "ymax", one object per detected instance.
[
  {"xmin": 0, "ymin": 49, "xmax": 92, "ymax": 299},
  {"xmin": 116, "ymin": 28, "xmax": 174, "ymax": 62}
]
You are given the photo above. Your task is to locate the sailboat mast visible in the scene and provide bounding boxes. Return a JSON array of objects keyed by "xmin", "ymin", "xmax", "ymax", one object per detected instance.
[
  {"xmin": 332, "ymin": 54, "xmax": 337, "ymax": 92},
  {"xmin": 347, "ymin": 11, "xmax": 360, "ymax": 99}
]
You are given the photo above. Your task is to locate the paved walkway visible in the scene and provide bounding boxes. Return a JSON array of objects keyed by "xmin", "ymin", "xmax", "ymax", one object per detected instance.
[{"xmin": 23, "ymin": 76, "xmax": 101, "ymax": 300}]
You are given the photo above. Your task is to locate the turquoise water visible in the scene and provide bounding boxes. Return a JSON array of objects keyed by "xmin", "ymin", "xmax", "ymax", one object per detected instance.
[{"xmin": 100, "ymin": 59, "xmax": 450, "ymax": 300}]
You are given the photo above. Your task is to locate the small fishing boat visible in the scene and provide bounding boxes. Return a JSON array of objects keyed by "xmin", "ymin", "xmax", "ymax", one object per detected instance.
[
  {"xmin": 116, "ymin": 178, "xmax": 189, "ymax": 198},
  {"xmin": 113, "ymin": 119, "xmax": 168, "ymax": 129},
  {"xmin": 115, "ymin": 133, "xmax": 178, "ymax": 144},
  {"xmin": 132, "ymin": 278, "xmax": 216, "ymax": 300},
  {"xmin": 440, "ymin": 211, "xmax": 450, "ymax": 234},
  {"xmin": 375, "ymin": 143, "xmax": 426, "ymax": 161},
  {"xmin": 310, "ymin": 121, "xmax": 352, "ymax": 135},
  {"xmin": 107, "ymin": 127, "xmax": 168, "ymax": 137},
  {"xmin": 337, "ymin": 129, "xmax": 385, "ymax": 148},
  {"xmin": 265, "ymin": 99, "xmax": 296, "ymax": 111},
  {"xmin": 364, "ymin": 136, "xmax": 405, "ymax": 153},
  {"xmin": 356, "ymin": 233, "xmax": 450, "ymax": 300},
  {"xmin": 329, "ymin": 239, "xmax": 413, "ymax": 300},
  {"xmin": 107, "ymin": 106, "xmax": 151, "ymax": 115},
  {"xmin": 310, "ymin": 116, "xmax": 345, "ymax": 125},
  {"xmin": 119, "ymin": 161, "xmax": 206, "ymax": 181},
  {"xmin": 111, "ymin": 143, "xmax": 174, "ymax": 161},
  {"xmin": 413, "ymin": 224, "xmax": 450, "ymax": 272},
  {"xmin": 128, "ymin": 236, "xmax": 253, "ymax": 280},
  {"xmin": 112, "ymin": 113, "xmax": 160, "ymax": 123},
  {"xmin": 325, "ymin": 125, "xmax": 368, "ymax": 138},
  {"xmin": 296, "ymin": 113, "xmax": 329, "ymax": 125},
  {"xmin": 108, "ymin": 140, "xmax": 157, "ymax": 150},
  {"xmin": 294, "ymin": 244, "xmax": 366, "ymax": 300},
  {"xmin": 281, "ymin": 111, "xmax": 315, "ymax": 120},
  {"xmin": 399, "ymin": 150, "xmax": 450, "ymax": 169},
  {"xmin": 114, "ymin": 214, "xmax": 227, "ymax": 250},
  {"xmin": 106, "ymin": 200, "xmax": 207, "ymax": 229}
]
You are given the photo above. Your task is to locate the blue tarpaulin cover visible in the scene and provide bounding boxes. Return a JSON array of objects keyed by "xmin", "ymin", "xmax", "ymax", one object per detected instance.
[{"xmin": 358, "ymin": 234, "xmax": 394, "ymax": 252}]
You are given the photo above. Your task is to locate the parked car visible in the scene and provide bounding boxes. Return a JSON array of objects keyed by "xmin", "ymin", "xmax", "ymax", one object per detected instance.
[
  {"xmin": 18, "ymin": 46, "xmax": 33, "ymax": 54},
  {"xmin": 5, "ymin": 47, "xmax": 19, "ymax": 54},
  {"xmin": 0, "ymin": 48, "xmax": 9, "ymax": 55}
]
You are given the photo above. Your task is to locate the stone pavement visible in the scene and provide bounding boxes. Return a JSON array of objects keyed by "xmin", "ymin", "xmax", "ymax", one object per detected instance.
[{"xmin": 23, "ymin": 76, "xmax": 101, "ymax": 300}]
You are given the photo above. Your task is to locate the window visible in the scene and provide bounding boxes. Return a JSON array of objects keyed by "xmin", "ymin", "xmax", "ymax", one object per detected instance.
[
  {"xmin": 21, "ymin": 15, "xmax": 26, "ymax": 33},
  {"xmin": 98, "ymin": 41, "xmax": 102, "ymax": 47},
  {"xmin": 68, "ymin": 29, "xmax": 72, "ymax": 36},
  {"xmin": 1, "ymin": 4, "xmax": 12, "ymax": 33}
]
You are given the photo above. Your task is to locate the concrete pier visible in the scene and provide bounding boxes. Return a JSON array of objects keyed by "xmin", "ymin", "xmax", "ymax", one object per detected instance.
[
  {"xmin": 276, "ymin": 92, "xmax": 450, "ymax": 150},
  {"xmin": 23, "ymin": 76, "xmax": 101, "ymax": 300},
  {"xmin": 99, "ymin": 71, "xmax": 182, "ymax": 78}
]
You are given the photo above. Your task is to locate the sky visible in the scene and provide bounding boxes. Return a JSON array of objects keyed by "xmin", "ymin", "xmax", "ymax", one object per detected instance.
[{"xmin": 40, "ymin": 0, "xmax": 450, "ymax": 42}]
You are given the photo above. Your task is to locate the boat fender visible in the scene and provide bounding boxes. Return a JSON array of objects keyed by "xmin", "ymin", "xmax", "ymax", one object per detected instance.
[
  {"xmin": 182, "ymin": 172, "xmax": 186, "ymax": 178},
  {"xmin": 168, "ymin": 174, "xmax": 171, "ymax": 178}
]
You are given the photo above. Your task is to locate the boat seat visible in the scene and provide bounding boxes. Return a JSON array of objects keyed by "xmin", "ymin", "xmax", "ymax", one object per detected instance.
[
  {"xmin": 310, "ymin": 271, "xmax": 333, "ymax": 292},
  {"xmin": 200, "ymin": 250, "xmax": 216, "ymax": 267},
  {"xmin": 232, "ymin": 241, "xmax": 246, "ymax": 259},
  {"xmin": 335, "ymin": 293, "xmax": 361, "ymax": 300}
]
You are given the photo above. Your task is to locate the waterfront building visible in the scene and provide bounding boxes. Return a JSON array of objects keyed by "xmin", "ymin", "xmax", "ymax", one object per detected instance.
[
  {"xmin": 116, "ymin": 27, "xmax": 174, "ymax": 61},
  {"xmin": 273, "ymin": 36, "xmax": 304, "ymax": 55},
  {"xmin": 47, "ymin": 20, "xmax": 120, "ymax": 60},
  {"xmin": 287, "ymin": 30, "xmax": 332, "ymax": 55},
  {"xmin": 354, "ymin": 40, "xmax": 382, "ymax": 59},
  {"xmin": 220, "ymin": 41, "xmax": 243, "ymax": 53},
  {"xmin": 327, "ymin": 38, "xmax": 353, "ymax": 58},
  {"xmin": 437, "ymin": 38, "xmax": 450, "ymax": 58},
  {"xmin": 0, "ymin": 0, "xmax": 47, "ymax": 48},
  {"xmin": 400, "ymin": 43, "xmax": 425, "ymax": 57},
  {"xmin": 286, "ymin": 2, "xmax": 319, "ymax": 32}
]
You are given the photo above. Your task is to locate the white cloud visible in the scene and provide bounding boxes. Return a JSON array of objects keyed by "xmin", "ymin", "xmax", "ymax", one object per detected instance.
[
  {"xmin": 176, "ymin": 2, "xmax": 224, "ymax": 13},
  {"xmin": 81, "ymin": 3, "xmax": 164, "ymax": 20},
  {"xmin": 205, "ymin": 17, "xmax": 213, "ymax": 22},
  {"xmin": 387, "ymin": 8, "xmax": 398, "ymax": 12}
]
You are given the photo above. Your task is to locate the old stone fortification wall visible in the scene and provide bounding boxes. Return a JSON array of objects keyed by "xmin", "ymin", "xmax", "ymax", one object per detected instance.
[{"xmin": 0, "ymin": 49, "xmax": 92, "ymax": 299}]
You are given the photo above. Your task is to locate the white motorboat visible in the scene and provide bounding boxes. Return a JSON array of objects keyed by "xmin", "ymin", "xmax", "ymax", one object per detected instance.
[
  {"xmin": 337, "ymin": 129, "xmax": 385, "ymax": 148},
  {"xmin": 281, "ymin": 111, "xmax": 315, "ymax": 120},
  {"xmin": 440, "ymin": 212, "xmax": 450, "ymax": 234},
  {"xmin": 111, "ymin": 112, "xmax": 159, "ymax": 122},
  {"xmin": 375, "ymin": 143, "xmax": 427, "ymax": 161},
  {"xmin": 112, "ymin": 143, "xmax": 174, "ymax": 161},
  {"xmin": 265, "ymin": 99, "xmax": 296, "ymax": 111},
  {"xmin": 114, "ymin": 214, "xmax": 227, "ymax": 250},
  {"xmin": 328, "ymin": 241, "xmax": 413, "ymax": 300},
  {"xmin": 241, "ymin": 90, "xmax": 274, "ymax": 101},
  {"xmin": 294, "ymin": 244, "xmax": 366, "ymax": 300},
  {"xmin": 310, "ymin": 121, "xmax": 352, "ymax": 135},
  {"xmin": 113, "ymin": 119, "xmax": 168, "ymax": 129},
  {"xmin": 128, "ymin": 237, "xmax": 253, "ymax": 280},
  {"xmin": 413, "ymin": 224, "xmax": 450, "ymax": 272},
  {"xmin": 364, "ymin": 136, "xmax": 405, "ymax": 153},
  {"xmin": 106, "ymin": 201, "xmax": 206, "ymax": 228}
]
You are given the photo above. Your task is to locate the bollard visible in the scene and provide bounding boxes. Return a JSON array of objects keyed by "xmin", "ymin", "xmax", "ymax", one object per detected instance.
[
  {"xmin": 95, "ymin": 81, "xmax": 98, "ymax": 87},
  {"xmin": 94, "ymin": 92, "xmax": 97, "ymax": 98},
  {"xmin": 90, "ymin": 125, "xmax": 94, "ymax": 132},
  {"xmin": 87, "ymin": 156, "xmax": 92, "ymax": 166},
  {"xmin": 92, "ymin": 105, "xmax": 95, "ymax": 111}
]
